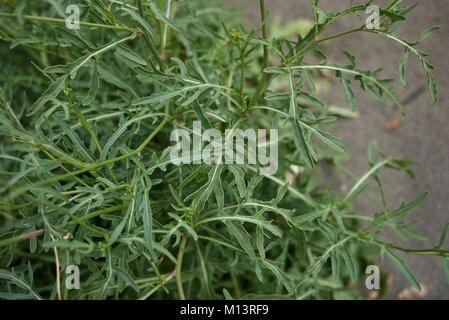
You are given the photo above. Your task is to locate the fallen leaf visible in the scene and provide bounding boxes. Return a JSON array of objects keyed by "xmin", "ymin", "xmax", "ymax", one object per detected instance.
[
  {"xmin": 397, "ymin": 283, "xmax": 427, "ymax": 300},
  {"xmin": 386, "ymin": 118, "xmax": 400, "ymax": 130}
]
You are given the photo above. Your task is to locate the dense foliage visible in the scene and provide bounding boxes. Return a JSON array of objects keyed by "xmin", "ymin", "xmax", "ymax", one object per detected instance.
[{"xmin": 0, "ymin": 0, "xmax": 447, "ymax": 300}]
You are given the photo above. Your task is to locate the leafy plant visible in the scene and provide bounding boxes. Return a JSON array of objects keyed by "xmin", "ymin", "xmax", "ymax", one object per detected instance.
[{"xmin": 0, "ymin": 0, "xmax": 447, "ymax": 300}]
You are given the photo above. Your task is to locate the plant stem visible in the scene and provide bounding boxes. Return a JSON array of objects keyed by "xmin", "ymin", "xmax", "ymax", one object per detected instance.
[
  {"xmin": 230, "ymin": 270, "xmax": 241, "ymax": 298},
  {"xmin": 194, "ymin": 240, "xmax": 212, "ymax": 298},
  {"xmin": 160, "ymin": 0, "xmax": 172, "ymax": 58},
  {"xmin": 374, "ymin": 240, "xmax": 449, "ymax": 257},
  {"xmin": 248, "ymin": 0, "xmax": 269, "ymax": 108},
  {"xmin": 312, "ymin": 0, "xmax": 318, "ymax": 38},
  {"xmin": 285, "ymin": 26, "xmax": 364, "ymax": 64},
  {"xmin": 176, "ymin": 236, "xmax": 188, "ymax": 300},
  {"xmin": 239, "ymin": 46, "xmax": 245, "ymax": 96},
  {"xmin": 0, "ymin": 12, "xmax": 136, "ymax": 32},
  {"xmin": 50, "ymin": 234, "xmax": 62, "ymax": 300},
  {"xmin": 260, "ymin": 0, "xmax": 269, "ymax": 70},
  {"xmin": 139, "ymin": 268, "xmax": 176, "ymax": 300},
  {"xmin": 136, "ymin": 0, "xmax": 164, "ymax": 71}
]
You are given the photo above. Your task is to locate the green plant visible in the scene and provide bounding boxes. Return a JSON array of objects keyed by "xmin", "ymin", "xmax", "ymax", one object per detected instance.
[{"xmin": 0, "ymin": 0, "xmax": 447, "ymax": 300}]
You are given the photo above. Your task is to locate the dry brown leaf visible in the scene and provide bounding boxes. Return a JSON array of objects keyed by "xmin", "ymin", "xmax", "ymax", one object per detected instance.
[{"xmin": 397, "ymin": 283, "xmax": 427, "ymax": 300}]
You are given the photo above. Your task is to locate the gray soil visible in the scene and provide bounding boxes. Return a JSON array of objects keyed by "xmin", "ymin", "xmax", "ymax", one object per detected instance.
[{"xmin": 224, "ymin": 0, "xmax": 449, "ymax": 299}]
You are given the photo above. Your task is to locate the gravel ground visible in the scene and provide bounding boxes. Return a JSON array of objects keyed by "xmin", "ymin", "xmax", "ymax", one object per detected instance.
[{"xmin": 224, "ymin": 0, "xmax": 449, "ymax": 299}]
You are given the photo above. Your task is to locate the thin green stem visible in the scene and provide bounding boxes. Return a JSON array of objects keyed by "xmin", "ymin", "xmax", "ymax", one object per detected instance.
[
  {"xmin": 0, "ymin": 12, "xmax": 136, "ymax": 32},
  {"xmin": 194, "ymin": 240, "xmax": 212, "ymax": 298},
  {"xmin": 139, "ymin": 269, "xmax": 176, "ymax": 300},
  {"xmin": 176, "ymin": 236, "xmax": 188, "ymax": 300},
  {"xmin": 285, "ymin": 25, "xmax": 364, "ymax": 65},
  {"xmin": 248, "ymin": 0, "xmax": 269, "ymax": 108},
  {"xmin": 239, "ymin": 46, "xmax": 245, "ymax": 96},
  {"xmin": 373, "ymin": 240, "xmax": 449, "ymax": 257},
  {"xmin": 160, "ymin": 0, "xmax": 172, "ymax": 58},
  {"xmin": 260, "ymin": 0, "xmax": 269, "ymax": 70},
  {"xmin": 158, "ymin": 0, "xmax": 165, "ymax": 57},
  {"xmin": 312, "ymin": 0, "xmax": 318, "ymax": 38}
]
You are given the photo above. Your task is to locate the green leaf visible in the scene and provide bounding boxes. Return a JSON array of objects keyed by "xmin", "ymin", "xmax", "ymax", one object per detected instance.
[
  {"xmin": 187, "ymin": 164, "xmax": 223, "ymax": 216},
  {"xmin": 107, "ymin": 203, "xmax": 132, "ymax": 246},
  {"xmin": 330, "ymin": 250, "xmax": 339, "ymax": 280},
  {"xmin": 0, "ymin": 269, "xmax": 42, "ymax": 300},
  {"xmin": 226, "ymin": 221, "xmax": 255, "ymax": 259},
  {"xmin": 27, "ymin": 76, "xmax": 66, "ymax": 116},
  {"xmin": 440, "ymin": 257, "xmax": 449, "ymax": 286},
  {"xmin": 436, "ymin": 221, "xmax": 449, "ymax": 249},
  {"xmin": 288, "ymin": 70, "xmax": 315, "ymax": 168},
  {"xmin": 425, "ymin": 66, "xmax": 438, "ymax": 104},
  {"xmin": 116, "ymin": 46, "xmax": 147, "ymax": 66},
  {"xmin": 142, "ymin": 187, "xmax": 156, "ymax": 261},
  {"xmin": 223, "ymin": 288, "xmax": 234, "ymax": 300},
  {"xmin": 312, "ymin": 5, "xmax": 326, "ymax": 24},
  {"xmin": 415, "ymin": 26, "xmax": 439, "ymax": 45},
  {"xmin": 390, "ymin": 192, "xmax": 428, "ymax": 218},
  {"xmin": 299, "ymin": 91, "xmax": 325, "ymax": 107},
  {"xmin": 277, "ymin": 65, "xmax": 406, "ymax": 115},
  {"xmin": 45, "ymin": 32, "xmax": 138, "ymax": 79},
  {"xmin": 341, "ymin": 245, "xmax": 356, "ymax": 281},
  {"xmin": 227, "ymin": 166, "xmax": 246, "ymax": 198},
  {"xmin": 97, "ymin": 247, "xmax": 114, "ymax": 299},
  {"xmin": 399, "ymin": 49, "xmax": 409, "ymax": 86},
  {"xmin": 339, "ymin": 75, "xmax": 356, "ymax": 112},
  {"xmin": 342, "ymin": 49, "xmax": 356, "ymax": 67},
  {"xmin": 148, "ymin": 2, "xmax": 180, "ymax": 32},
  {"xmin": 256, "ymin": 227, "xmax": 266, "ymax": 259},
  {"xmin": 55, "ymin": 26, "xmax": 95, "ymax": 49},
  {"xmin": 379, "ymin": 9, "xmax": 406, "ymax": 23},
  {"xmin": 115, "ymin": 268, "xmax": 139, "ymax": 292},
  {"xmin": 343, "ymin": 158, "xmax": 392, "ymax": 204},
  {"xmin": 131, "ymin": 84, "xmax": 207, "ymax": 106},
  {"xmin": 293, "ymin": 206, "xmax": 331, "ymax": 224},
  {"xmin": 197, "ymin": 215, "xmax": 282, "ymax": 237},
  {"xmin": 83, "ymin": 61, "xmax": 100, "ymax": 106},
  {"xmin": 296, "ymin": 119, "xmax": 345, "ymax": 153},
  {"xmin": 382, "ymin": 246, "xmax": 421, "ymax": 290}
]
